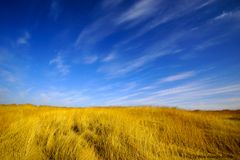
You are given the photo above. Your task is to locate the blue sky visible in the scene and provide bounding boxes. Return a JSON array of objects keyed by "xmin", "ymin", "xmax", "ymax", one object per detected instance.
[{"xmin": 0, "ymin": 0, "xmax": 240, "ymax": 109}]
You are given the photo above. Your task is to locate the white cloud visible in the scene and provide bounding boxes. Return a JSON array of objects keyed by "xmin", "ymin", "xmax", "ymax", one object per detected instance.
[
  {"xmin": 117, "ymin": 52, "xmax": 165, "ymax": 73},
  {"xmin": 122, "ymin": 0, "xmax": 216, "ymax": 42},
  {"xmin": 138, "ymin": 86, "xmax": 156, "ymax": 91},
  {"xmin": 103, "ymin": 75, "xmax": 240, "ymax": 109},
  {"xmin": 214, "ymin": 10, "xmax": 240, "ymax": 21},
  {"xmin": 0, "ymin": 48, "xmax": 29, "ymax": 85},
  {"xmin": 195, "ymin": 0, "xmax": 216, "ymax": 10},
  {"xmin": 144, "ymin": 81, "xmax": 240, "ymax": 101},
  {"xmin": 98, "ymin": 53, "xmax": 158, "ymax": 76},
  {"xmin": 116, "ymin": 0, "xmax": 159, "ymax": 25},
  {"xmin": 17, "ymin": 32, "xmax": 30, "ymax": 45},
  {"xmin": 102, "ymin": 53, "xmax": 116, "ymax": 62},
  {"xmin": 99, "ymin": 31, "xmax": 186, "ymax": 76},
  {"xmin": 107, "ymin": 91, "xmax": 144, "ymax": 105},
  {"xmin": 83, "ymin": 55, "xmax": 98, "ymax": 64},
  {"xmin": 152, "ymin": 83, "xmax": 201, "ymax": 97},
  {"xmin": 120, "ymin": 82, "xmax": 137, "ymax": 92},
  {"xmin": 194, "ymin": 84, "xmax": 240, "ymax": 97},
  {"xmin": 150, "ymin": 0, "xmax": 216, "ymax": 27},
  {"xmin": 75, "ymin": 15, "xmax": 116, "ymax": 49},
  {"xmin": 49, "ymin": 53, "xmax": 70, "ymax": 76},
  {"xmin": 99, "ymin": 52, "xmax": 159, "ymax": 76},
  {"xmin": 188, "ymin": 10, "xmax": 240, "ymax": 51},
  {"xmin": 35, "ymin": 89, "xmax": 90, "ymax": 106},
  {"xmin": 194, "ymin": 35, "xmax": 227, "ymax": 50},
  {"xmin": 160, "ymin": 71, "xmax": 196, "ymax": 82}
]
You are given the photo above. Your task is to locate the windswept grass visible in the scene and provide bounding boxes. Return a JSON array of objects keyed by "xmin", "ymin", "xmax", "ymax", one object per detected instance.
[{"xmin": 0, "ymin": 104, "xmax": 239, "ymax": 159}]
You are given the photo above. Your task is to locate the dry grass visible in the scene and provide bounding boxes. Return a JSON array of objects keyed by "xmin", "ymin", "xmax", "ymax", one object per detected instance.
[{"xmin": 0, "ymin": 104, "xmax": 239, "ymax": 160}]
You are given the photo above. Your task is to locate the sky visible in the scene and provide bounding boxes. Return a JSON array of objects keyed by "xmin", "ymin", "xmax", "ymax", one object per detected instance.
[{"xmin": 0, "ymin": 0, "xmax": 240, "ymax": 109}]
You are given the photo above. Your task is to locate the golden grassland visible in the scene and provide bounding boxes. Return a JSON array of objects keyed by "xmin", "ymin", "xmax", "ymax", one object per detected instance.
[{"xmin": 0, "ymin": 104, "xmax": 239, "ymax": 160}]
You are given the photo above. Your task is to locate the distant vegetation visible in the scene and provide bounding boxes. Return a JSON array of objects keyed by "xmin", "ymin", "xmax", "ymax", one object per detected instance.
[{"xmin": 0, "ymin": 104, "xmax": 239, "ymax": 159}]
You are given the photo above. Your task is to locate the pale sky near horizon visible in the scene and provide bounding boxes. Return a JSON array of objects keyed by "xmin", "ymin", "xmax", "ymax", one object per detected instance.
[{"xmin": 0, "ymin": 0, "xmax": 240, "ymax": 109}]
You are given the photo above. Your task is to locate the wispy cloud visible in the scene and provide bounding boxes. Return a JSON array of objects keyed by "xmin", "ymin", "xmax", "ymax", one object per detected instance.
[
  {"xmin": 122, "ymin": 0, "xmax": 216, "ymax": 42},
  {"xmin": 160, "ymin": 71, "xmax": 196, "ymax": 82},
  {"xmin": 214, "ymin": 10, "xmax": 240, "ymax": 21},
  {"xmin": 150, "ymin": 0, "xmax": 216, "ymax": 28},
  {"xmin": 35, "ymin": 89, "xmax": 90, "ymax": 106},
  {"xmin": 194, "ymin": 84, "xmax": 240, "ymax": 97},
  {"xmin": 102, "ymin": 52, "xmax": 116, "ymax": 62},
  {"xmin": 17, "ymin": 32, "xmax": 30, "ymax": 45},
  {"xmin": 49, "ymin": 53, "xmax": 70, "ymax": 76},
  {"xmin": 99, "ymin": 31, "xmax": 186, "ymax": 76},
  {"xmin": 120, "ymin": 82, "xmax": 137, "ymax": 92},
  {"xmin": 186, "ymin": 98, "xmax": 240, "ymax": 110},
  {"xmin": 151, "ymin": 82, "xmax": 202, "ymax": 97},
  {"xmin": 107, "ymin": 91, "xmax": 144, "ymax": 105},
  {"xmin": 144, "ymin": 79, "xmax": 240, "ymax": 101},
  {"xmin": 116, "ymin": 52, "xmax": 166, "ymax": 74},
  {"xmin": 194, "ymin": 35, "xmax": 227, "ymax": 50},
  {"xmin": 98, "ymin": 52, "xmax": 163, "ymax": 76},
  {"xmin": 116, "ymin": 0, "xmax": 159, "ymax": 25},
  {"xmin": 0, "ymin": 49, "xmax": 19, "ymax": 83},
  {"xmin": 99, "ymin": 50, "xmax": 171, "ymax": 77},
  {"xmin": 195, "ymin": 0, "xmax": 216, "ymax": 10},
  {"xmin": 105, "ymin": 77, "xmax": 240, "ymax": 109},
  {"xmin": 178, "ymin": 10, "xmax": 240, "ymax": 59},
  {"xmin": 188, "ymin": 10, "xmax": 240, "ymax": 51},
  {"xmin": 0, "ymin": 48, "xmax": 29, "ymax": 85},
  {"xmin": 75, "ymin": 15, "xmax": 116, "ymax": 50},
  {"xmin": 83, "ymin": 55, "xmax": 98, "ymax": 64}
]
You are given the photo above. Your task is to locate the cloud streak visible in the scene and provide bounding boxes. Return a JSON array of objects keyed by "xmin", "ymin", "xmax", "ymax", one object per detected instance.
[
  {"xmin": 75, "ymin": 15, "xmax": 116, "ymax": 50},
  {"xmin": 106, "ymin": 78, "xmax": 240, "ymax": 109},
  {"xmin": 120, "ymin": 0, "xmax": 216, "ymax": 43},
  {"xmin": 102, "ymin": 53, "xmax": 116, "ymax": 62},
  {"xmin": 99, "ymin": 30, "xmax": 187, "ymax": 76},
  {"xmin": 214, "ymin": 10, "xmax": 240, "ymax": 21},
  {"xmin": 35, "ymin": 89, "xmax": 90, "ymax": 106},
  {"xmin": 116, "ymin": 0, "xmax": 159, "ymax": 25},
  {"xmin": 160, "ymin": 71, "xmax": 196, "ymax": 82}
]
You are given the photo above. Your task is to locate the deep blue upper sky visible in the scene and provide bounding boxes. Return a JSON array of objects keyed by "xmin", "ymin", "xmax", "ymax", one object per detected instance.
[{"xmin": 0, "ymin": 0, "xmax": 240, "ymax": 109}]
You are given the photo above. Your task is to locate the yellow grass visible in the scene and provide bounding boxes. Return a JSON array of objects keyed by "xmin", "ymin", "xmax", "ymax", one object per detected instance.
[{"xmin": 0, "ymin": 104, "xmax": 239, "ymax": 160}]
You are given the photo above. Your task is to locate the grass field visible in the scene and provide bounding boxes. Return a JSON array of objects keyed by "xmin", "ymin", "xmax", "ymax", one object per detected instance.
[{"xmin": 0, "ymin": 104, "xmax": 239, "ymax": 160}]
